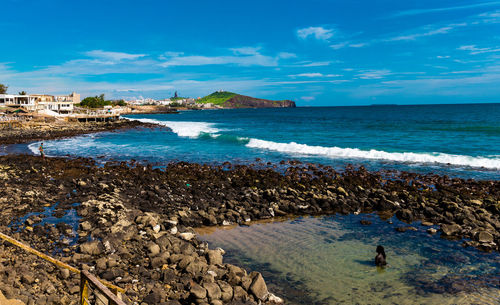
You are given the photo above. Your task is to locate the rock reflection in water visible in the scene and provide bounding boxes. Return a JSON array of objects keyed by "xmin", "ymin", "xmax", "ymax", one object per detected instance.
[{"xmin": 197, "ymin": 214, "xmax": 500, "ymax": 305}]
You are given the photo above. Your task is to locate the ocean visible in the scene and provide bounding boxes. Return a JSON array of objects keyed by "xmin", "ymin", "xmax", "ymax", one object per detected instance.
[
  {"xmin": 23, "ymin": 103, "xmax": 500, "ymax": 304},
  {"xmin": 30, "ymin": 103, "xmax": 500, "ymax": 180}
]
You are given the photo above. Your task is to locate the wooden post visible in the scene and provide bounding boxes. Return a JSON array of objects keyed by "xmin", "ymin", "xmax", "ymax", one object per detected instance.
[{"xmin": 80, "ymin": 271, "xmax": 126, "ymax": 305}]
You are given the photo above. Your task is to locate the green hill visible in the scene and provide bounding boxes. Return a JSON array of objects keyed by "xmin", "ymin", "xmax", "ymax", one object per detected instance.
[
  {"xmin": 197, "ymin": 91, "xmax": 237, "ymax": 105},
  {"xmin": 196, "ymin": 91, "xmax": 296, "ymax": 108}
]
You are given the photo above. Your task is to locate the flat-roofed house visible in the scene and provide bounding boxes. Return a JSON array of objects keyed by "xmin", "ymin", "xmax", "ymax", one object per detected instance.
[
  {"xmin": 0, "ymin": 94, "xmax": 37, "ymax": 110},
  {"xmin": 0, "ymin": 92, "xmax": 80, "ymax": 114},
  {"xmin": 33, "ymin": 92, "xmax": 80, "ymax": 114}
]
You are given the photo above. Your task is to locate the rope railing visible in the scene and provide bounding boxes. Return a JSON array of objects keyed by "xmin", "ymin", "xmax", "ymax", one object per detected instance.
[{"xmin": 0, "ymin": 231, "xmax": 126, "ymax": 304}]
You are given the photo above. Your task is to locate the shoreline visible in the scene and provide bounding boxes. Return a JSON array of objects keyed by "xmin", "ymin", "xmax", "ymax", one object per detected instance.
[
  {"xmin": 0, "ymin": 155, "xmax": 498, "ymax": 304},
  {"xmin": 0, "ymin": 118, "xmax": 160, "ymax": 145}
]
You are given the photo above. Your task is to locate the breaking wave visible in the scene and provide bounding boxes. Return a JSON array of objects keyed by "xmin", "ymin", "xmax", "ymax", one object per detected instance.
[
  {"xmin": 245, "ymin": 138, "xmax": 500, "ymax": 169},
  {"xmin": 127, "ymin": 117, "xmax": 500, "ymax": 170},
  {"xmin": 132, "ymin": 118, "xmax": 221, "ymax": 138}
]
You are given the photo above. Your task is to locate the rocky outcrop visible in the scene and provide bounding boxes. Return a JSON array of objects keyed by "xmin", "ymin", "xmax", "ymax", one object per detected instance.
[
  {"xmin": 0, "ymin": 155, "xmax": 498, "ymax": 304},
  {"xmin": 223, "ymin": 95, "xmax": 296, "ymax": 108},
  {"xmin": 0, "ymin": 119, "xmax": 161, "ymax": 145}
]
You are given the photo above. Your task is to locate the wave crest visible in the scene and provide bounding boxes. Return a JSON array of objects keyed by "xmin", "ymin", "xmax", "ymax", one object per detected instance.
[
  {"xmin": 246, "ymin": 138, "xmax": 500, "ymax": 169},
  {"xmin": 132, "ymin": 118, "xmax": 221, "ymax": 138}
]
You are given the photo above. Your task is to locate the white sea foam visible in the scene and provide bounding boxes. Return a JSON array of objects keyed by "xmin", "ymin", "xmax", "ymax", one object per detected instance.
[
  {"xmin": 246, "ymin": 138, "xmax": 500, "ymax": 169},
  {"xmin": 132, "ymin": 118, "xmax": 221, "ymax": 138},
  {"xmin": 28, "ymin": 142, "xmax": 40, "ymax": 155}
]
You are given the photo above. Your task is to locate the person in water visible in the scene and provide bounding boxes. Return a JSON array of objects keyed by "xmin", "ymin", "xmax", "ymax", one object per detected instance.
[
  {"xmin": 39, "ymin": 142, "xmax": 44, "ymax": 159},
  {"xmin": 375, "ymin": 245, "xmax": 387, "ymax": 266}
]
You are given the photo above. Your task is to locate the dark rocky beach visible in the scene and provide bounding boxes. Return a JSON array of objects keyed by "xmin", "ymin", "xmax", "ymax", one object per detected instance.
[
  {"xmin": 0, "ymin": 154, "xmax": 498, "ymax": 304},
  {"xmin": 0, "ymin": 119, "xmax": 157, "ymax": 145}
]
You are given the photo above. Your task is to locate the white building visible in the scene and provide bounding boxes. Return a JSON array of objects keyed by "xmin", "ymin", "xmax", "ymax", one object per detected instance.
[
  {"xmin": 0, "ymin": 94, "xmax": 38, "ymax": 111},
  {"xmin": 0, "ymin": 92, "xmax": 80, "ymax": 114}
]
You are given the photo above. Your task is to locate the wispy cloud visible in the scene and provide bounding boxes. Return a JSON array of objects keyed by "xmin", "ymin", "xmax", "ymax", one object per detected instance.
[
  {"xmin": 458, "ymin": 44, "xmax": 500, "ymax": 55},
  {"xmin": 296, "ymin": 61, "xmax": 335, "ymax": 67},
  {"xmin": 477, "ymin": 9, "xmax": 500, "ymax": 23},
  {"xmin": 388, "ymin": 2, "xmax": 500, "ymax": 18},
  {"xmin": 388, "ymin": 24, "xmax": 466, "ymax": 41},
  {"xmin": 301, "ymin": 96, "xmax": 316, "ymax": 101},
  {"xmin": 297, "ymin": 26, "xmax": 335, "ymax": 41},
  {"xmin": 349, "ymin": 64, "xmax": 500, "ymax": 98},
  {"xmin": 330, "ymin": 41, "xmax": 370, "ymax": 49},
  {"xmin": 356, "ymin": 69, "xmax": 392, "ymax": 79},
  {"xmin": 159, "ymin": 47, "xmax": 291, "ymax": 67},
  {"xmin": 289, "ymin": 73, "xmax": 342, "ymax": 78},
  {"xmin": 332, "ymin": 9, "xmax": 500, "ymax": 49},
  {"xmin": 85, "ymin": 50, "xmax": 147, "ymax": 62}
]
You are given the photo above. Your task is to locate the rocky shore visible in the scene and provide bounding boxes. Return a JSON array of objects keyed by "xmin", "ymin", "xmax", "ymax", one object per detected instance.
[
  {"xmin": 0, "ymin": 119, "xmax": 156, "ymax": 145},
  {"xmin": 0, "ymin": 155, "xmax": 498, "ymax": 304}
]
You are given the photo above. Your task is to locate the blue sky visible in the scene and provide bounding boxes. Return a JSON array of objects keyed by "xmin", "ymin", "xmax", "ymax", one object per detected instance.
[{"xmin": 1, "ymin": 0, "xmax": 500, "ymax": 105}]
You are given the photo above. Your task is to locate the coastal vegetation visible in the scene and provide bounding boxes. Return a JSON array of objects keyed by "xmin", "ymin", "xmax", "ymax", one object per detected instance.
[
  {"xmin": 79, "ymin": 94, "xmax": 126, "ymax": 108},
  {"xmin": 170, "ymin": 97, "xmax": 187, "ymax": 102},
  {"xmin": 0, "ymin": 83, "xmax": 7, "ymax": 94},
  {"xmin": 197, "ymin": 91, "xmax": 237, "ymax": 105},
  {"xmin": 196, "ymin": 91, "xmax": 295, "ymax": 108}
]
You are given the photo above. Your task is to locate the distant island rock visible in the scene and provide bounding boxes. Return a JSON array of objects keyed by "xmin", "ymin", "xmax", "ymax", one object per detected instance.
[{"xmin": 197, "ymin": 91, "xmax": 296, "ymax": 108}]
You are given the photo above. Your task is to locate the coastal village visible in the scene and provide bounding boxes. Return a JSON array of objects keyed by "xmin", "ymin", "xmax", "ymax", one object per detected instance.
[
  {"xmin": 0, "ymin": 88, "xmax": 296, "ymax": 127},
  {"xmin": 0, "ymin": 91, "xmax": 216, "ymax": 123}
]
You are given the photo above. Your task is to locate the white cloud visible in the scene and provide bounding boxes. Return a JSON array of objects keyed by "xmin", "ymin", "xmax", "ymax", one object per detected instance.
[
  {"xmin": 389, "ymin": 2, "xmax": 500, "ymax": 18},
  {"xmin": 85, "ymin": 50, "xmax": 146, "ymax": 62},
  {"xmin": 330, "ymin": 42, "xmax": 349, "ymax": 50},
  {"xmin": 477, "ymin": 10, "xmax": 500, "ymax": 23},
  {"xmin": 297, "ymin": 26, "xmax": 335, "ymax": 41},
  {"xmin": 301, "ymin": 96, "xmax": 316, "ymax": 101},
  {"xmin": 230, "ymin": 47, "xmax": 261, "ymax": 55},
  {"xmin": 159, "ymin": 48, "xmax": 292, "ymax": 67},
  {"xmin": 349, "ymin": 64, "xmax": 500, "ymax": 98},
  {"xmin": 349, "ymin": 43, "xmax": 368, "ymax": 48},
  {"xmin": 356, "ymin": 69, "xmax": 392, "ymax": 79},
  {"xmin": 277, "ymin": 52, "xmax": 297, "ymax": 59},
  {"xmin": 388, "ymin": 24, "xmax": 465, "ymax": 41},
  {"xmin": 458, "ymin": 44, "xmax": 500, "ymax": 54},
  {"xmin": 330, "ymin": 41, "xmax": 369, "ymax": 50},
  {"xmin": 289, "ymin": 73, "xmax": 342, "ymax": 78}
]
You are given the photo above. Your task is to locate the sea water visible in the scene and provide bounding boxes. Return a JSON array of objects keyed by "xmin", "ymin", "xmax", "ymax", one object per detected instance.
[
  {"xmin": 197, "ymin": 215, "xmax": 500, "ymax": 305},
  {"xmin": 28, "ymin": 104, "xmax": 500, "ymax": 180},
  {"xmin": 22, "ymin": 104, "xmax": 500, "ymax": 303}
]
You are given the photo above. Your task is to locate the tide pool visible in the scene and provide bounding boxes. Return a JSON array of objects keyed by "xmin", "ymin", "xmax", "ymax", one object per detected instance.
[{"xmin": 197, "ymin": 214, "xmax": 500, "ymax": 305}]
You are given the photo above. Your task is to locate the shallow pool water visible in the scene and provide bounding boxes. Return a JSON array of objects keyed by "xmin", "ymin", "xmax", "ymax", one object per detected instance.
[{"xmin": 197, "ymin": 214, "xmax": 500, "ymax": 305}]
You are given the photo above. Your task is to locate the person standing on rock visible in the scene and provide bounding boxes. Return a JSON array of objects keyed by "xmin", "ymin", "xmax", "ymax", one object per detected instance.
[{"xmin": 39, "ymin": 142, "xmax": 45, "ymax": 159}]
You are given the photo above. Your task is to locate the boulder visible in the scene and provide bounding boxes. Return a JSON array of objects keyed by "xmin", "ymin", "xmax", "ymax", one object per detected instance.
[
  {"xmin": 232, "ymin": 286, "xmax": 248, "ymax": 301},
  {"xmin": 148, "ymin": 243, "xmax": 161, "ymax": 257},
  {"xmin": 478, "ymin": 231, "xmax": 493, "ymax": 243},
  {"xmin": 427, "ymin": 228, "xmax": 437, "ymax": 234},
  {"xmin": 203, "ymin": 282, "xmax": 221, "ymax": 301},
  {"xmin": 179, "ymin": 232, "xmax": 195, "ymax": 241},
  {"xmin": 249, "ymin": 272, "xmax": 268, "ymax": 301},
  {"xmin": 441, "ymin": 223, "xmax": 461, "ymax": 236},
  {"xmin": 80, "ymin": 240, "xmax": 103, "ymax": 255},
  {"xmin": 207, "ymin": 249, "xmax": 223, "ymax": 265},
  {"xmin": 217, "ymin": 281, "xmax": 233, "ymax": 302},
  {"xmin": 190, "ymin": 283, "xmax": 207, "ymax": 299}
]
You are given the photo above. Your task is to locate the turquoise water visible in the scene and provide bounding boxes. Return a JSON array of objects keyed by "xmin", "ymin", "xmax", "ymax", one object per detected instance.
[
  {"xmin": 197, "ymin": 214, "xmax": 500, "ymax": 304},
  {"xmin": 30, "ymin": 104, "xmax": 500, "ymax": 179}
]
